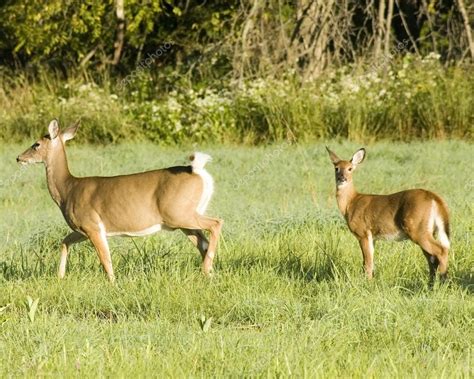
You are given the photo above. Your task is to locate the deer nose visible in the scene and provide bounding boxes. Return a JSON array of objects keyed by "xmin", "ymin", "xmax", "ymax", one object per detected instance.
[{"xmin": 16, "ymin": 156, "xmax": 20, "ymax": 162}]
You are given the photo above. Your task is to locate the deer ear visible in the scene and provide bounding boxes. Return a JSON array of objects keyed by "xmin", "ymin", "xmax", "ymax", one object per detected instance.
[
  {"xmin": 62, "ymin": 119, "xmax": 80, "ymax": 142},
  {"xmin": 351, "ymin": 148, "xmax": 366, "ymax": 167},
  {"xmin": 48, "ymin": 119, "xmax": 60, "ymax": 139},
  {"xmin": 326, "ymin": 146, "xmax": 341, "ymax": 165}
]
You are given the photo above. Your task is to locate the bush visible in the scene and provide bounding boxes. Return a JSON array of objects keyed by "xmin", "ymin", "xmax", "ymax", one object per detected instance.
[{"xmin": 1, "ymin": 55, "xmax": 472, "ymax": 144}]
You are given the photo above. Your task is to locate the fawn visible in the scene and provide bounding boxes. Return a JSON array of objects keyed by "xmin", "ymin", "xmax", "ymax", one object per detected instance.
[{"xmin": 326, "ymin": 147, "xmax": 450, "ymax": 284}]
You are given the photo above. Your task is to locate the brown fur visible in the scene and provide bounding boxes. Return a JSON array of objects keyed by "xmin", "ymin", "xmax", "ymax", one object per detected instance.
[
  {"xmin": 17, "ymin": 120, "xmax": 223, "ymax": 281},
  {"xmin": 326, "ymin": 146, "xmax": 450, "ymax": 284}
]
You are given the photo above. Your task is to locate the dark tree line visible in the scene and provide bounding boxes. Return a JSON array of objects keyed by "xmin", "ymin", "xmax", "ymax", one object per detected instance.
[{"xmin": 0, "ymin": 0, "xmax": 472, "ymax": 81}]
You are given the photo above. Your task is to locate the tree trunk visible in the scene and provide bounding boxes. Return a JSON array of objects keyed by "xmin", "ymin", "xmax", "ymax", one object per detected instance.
[
  {"xmin": 112, "ymin": 0, "xmax": 125, "ymax": 65},
  {"xmin": 457, "ymin": 0, "xmax": 474, "ymax": 61},
  {"xmin": 384, "ymin": 0, "xmax": 395, "ymax": 58},
  {"xmin": 374, "ymin": 0, "xmax": 386, "ymax": 59}
]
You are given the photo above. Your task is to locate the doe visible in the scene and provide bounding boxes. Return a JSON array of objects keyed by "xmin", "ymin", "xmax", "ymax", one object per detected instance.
[
  {"xmin": 326, "ymin": 147, "xmax": 450, "ymax": 284},
  {"xmin": 17, "ymin": 119, "xmax": 223, "ymax": 282}
]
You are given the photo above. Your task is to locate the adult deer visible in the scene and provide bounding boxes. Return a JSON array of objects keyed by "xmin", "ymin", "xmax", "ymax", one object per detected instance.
[
  {"xmin": 326, "ymin": 147, "xmax": 450, "ymax": 284},
  {"xmin": 17, "ymin": 119, "xmax": 223, "ymax": 282}
]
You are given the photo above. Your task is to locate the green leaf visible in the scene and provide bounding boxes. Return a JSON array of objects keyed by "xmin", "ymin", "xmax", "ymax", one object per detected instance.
[
  {"xmin": 202, "ymin": 317, "xmax": 212, "ymax": 332},
  {"xmin": 198, "ymin": 315, "xmax": 212, "ymax": 332},
  {"xmin": 26, "ymin": 296, "xmax": 40, "ymax": 322}
]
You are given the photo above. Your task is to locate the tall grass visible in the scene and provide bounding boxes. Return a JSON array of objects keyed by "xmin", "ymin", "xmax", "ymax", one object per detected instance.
[
  {"xmin": 0, "ymin": 141, "xmax": 473, "ymax": 376},
  {"xmin": 1, "ymin": 56, "xmax": 473, "ymax": 144}
]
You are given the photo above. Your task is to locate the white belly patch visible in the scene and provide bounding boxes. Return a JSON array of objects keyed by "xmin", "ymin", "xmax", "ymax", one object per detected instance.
[
  {"xmin": 376, "ymin": 231, "xmax": 408, "ymax": 241},
  {"xmin": 106, "ymin": 224, "xmax": 164, "ymax": 237}
]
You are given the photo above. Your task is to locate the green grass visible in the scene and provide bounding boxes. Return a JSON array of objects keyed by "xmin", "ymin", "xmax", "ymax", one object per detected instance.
[
  {"xmin": 1, "ymin": 60, "xmax": 474, "ymax": 144},
  {"xmin": 0, "ymin": 140, "xmax": 473, "ymax": 377}
]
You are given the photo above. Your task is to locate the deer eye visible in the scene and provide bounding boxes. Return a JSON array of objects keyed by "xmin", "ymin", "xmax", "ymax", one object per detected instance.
[
  {"xmin": 32, "ymin": 143, "xmax": 40, "ymax": 150},
  {"xmin": 348, "ymin": 167, "xmax": 352, "ymax": 172}
]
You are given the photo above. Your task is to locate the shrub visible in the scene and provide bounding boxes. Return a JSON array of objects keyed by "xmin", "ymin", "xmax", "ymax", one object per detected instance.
[{"xmin": 1, "ymin": 55, "xmax": 472, "ymax": 144}]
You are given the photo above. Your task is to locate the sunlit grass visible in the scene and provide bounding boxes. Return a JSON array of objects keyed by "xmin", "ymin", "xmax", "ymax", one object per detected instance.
[
  {"xmin": 0, "ymin": 141, "xmax": 473, "ymax": 376},
  {"xmin": 1, "ymin": 60, "xmax": 473, "ymax": 144}
]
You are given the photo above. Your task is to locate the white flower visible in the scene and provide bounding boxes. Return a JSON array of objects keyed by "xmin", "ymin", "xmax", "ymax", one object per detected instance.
[
  {"xmin": 78, "ymin": 83, "xmax": 96, "ymax": 92},
  {"xmin": 425, "ymin": 52, "xmax": 441, "ymax": 61},
  {"xmin": 167, "ymin": 97, "xmax": 181, "ymax": 112},
  {"xmin": 344, "ymin": 80, "xmax": 360, "ymax": 94}
]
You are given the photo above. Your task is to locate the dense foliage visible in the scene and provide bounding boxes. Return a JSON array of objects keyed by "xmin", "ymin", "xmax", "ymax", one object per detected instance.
[
  {"xmin": 1, "ymin": 1, "xmax": 472, "ymax": 80},
  {"xmin": 0, "ymin": 1, "xmax": 472, "ymax": 143},
  {"xmin": 1, "ymin": 55, "xmax": 472, "ymax": 144},
  {"xmin": 0, "ymin": 0, "xmax": 234, "ymax": 81}
]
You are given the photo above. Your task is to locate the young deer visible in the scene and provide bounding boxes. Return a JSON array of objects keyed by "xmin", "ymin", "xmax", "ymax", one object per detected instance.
[
  {"xmin": 17, "ymin": 119, "xmax": 223, "ymax": 282},
  {"xmin": 326, "ymin": 147, "xmax": 450, "ymax": 284}
]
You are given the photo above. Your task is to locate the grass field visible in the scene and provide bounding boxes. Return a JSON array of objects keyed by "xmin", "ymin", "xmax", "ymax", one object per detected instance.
[{"xmin": 0, "ymin": 140, "xmax": 473, "ymax": 377}]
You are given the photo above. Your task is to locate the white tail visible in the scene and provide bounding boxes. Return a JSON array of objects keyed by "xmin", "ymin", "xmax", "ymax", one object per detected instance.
[
  {"xmin": 190, "ymin": 152, "xmax": 214, "ymax": 215},
  {"xmin": 432, "ymin": 201, "xmax": 450, "ymax": 249},
  {"xmin": 190, "ymin": 152, "xmax": 212, "ymax": 171},
  {"xmin": 17, "ymin": 119, "xmax": 223, "ymax": 282},
  {"xmin": 326, "ymin": 146, "xmax": 450, "ymax": 284}
]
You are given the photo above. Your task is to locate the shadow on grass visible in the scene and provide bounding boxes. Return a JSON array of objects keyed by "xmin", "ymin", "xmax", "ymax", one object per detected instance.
[
  {"xmin": 0, "ymin": 236, "xmax": 201, "ymax": 282},
  {"xmin": 222, "ymin": 248, "xmax": 343, "ymax": 284},
  {"xmin": 275, "ymin": 251, "xmax": 339, "ymax": 283},
  {"xmin": 0, "ymin": 247, "xmax": 57, "ymax": 281},
  {"xmin": 453, "ymin": 270, "xmax": 474, "ymax": 293}
]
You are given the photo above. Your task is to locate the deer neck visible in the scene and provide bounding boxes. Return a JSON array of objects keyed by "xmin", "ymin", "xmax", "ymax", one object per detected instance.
[
  {"xmin": 44, "ymin": 142, "xmax": 73, "ymax": 206},
  {"xmin": 336, "ymin": 181, "xmax": 357, "ymax": 218}
]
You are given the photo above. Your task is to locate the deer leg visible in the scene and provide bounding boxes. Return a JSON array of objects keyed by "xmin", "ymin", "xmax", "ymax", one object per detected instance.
[
  {"xmin": 422, "ymin": 250, "xmax": 439, "ymax": 286},
  {"xmin": 175, "ymin": 215, "xmax": 223, "ymax": 275},
  {"xmin": 181, "ymin": 229, "xmax": 209, "ymax": 259},
  {"xmin": 197, "ymin": 217, "xmax": 223, "ymax": 275},
  {"xmin": 87, "ymin": 230, "xmax": 115, "ymax": 282},
  {"xmin": 358, "ymin": 234, "xmax": 374, "ymax": 279},
  {"xmin": 416, "ymin": 237, "xmax": 448, "ymax": 282},
  {"xmin": 59, "ymin": 231, "xmax": 86, "ymax": 279}
]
